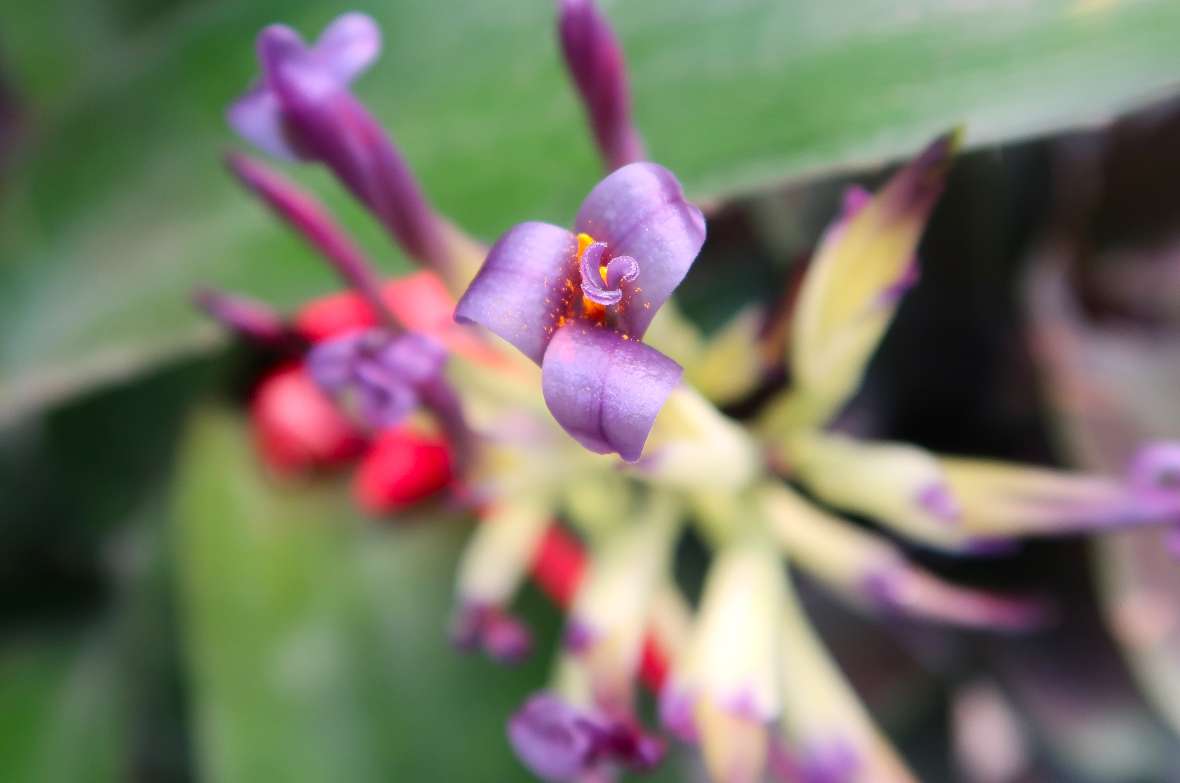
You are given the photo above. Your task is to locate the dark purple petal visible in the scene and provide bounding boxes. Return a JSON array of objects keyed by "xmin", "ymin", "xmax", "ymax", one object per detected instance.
[
  {"xmin": 557, "ymin": 0, "xmax": 645, "ymax": 170},
  {"xmin": 312, "ymin": 12, "xmax": 381, "ymax": 83},
  {"xmin": 574, "ymin": 163, "xmax": 705, "ymax": 337},
  {"xmin": 455, "ymin": 222, "xmax": 579, "ymax": 364},
  {"xmin": 541, "ymin": 323, "xmax": 682, "ymax": 462}
]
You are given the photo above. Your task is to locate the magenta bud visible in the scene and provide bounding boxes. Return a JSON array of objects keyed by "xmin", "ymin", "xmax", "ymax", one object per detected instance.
[{"xmin": 557, "ymin": 0, "xmax": 645, "ymax": 170}]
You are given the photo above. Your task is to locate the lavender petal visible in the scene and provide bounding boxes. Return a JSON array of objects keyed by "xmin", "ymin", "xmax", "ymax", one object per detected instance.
[
  {"xmin": 227, "ymin": 84, "xmax": 302, "ymax": 161},
  {"xmin": 574, "ymin": 163, "xmax": 705, "ymax": 338},
  {"xmin": 541, "ymin": 323, "xmax": 682, "ymax": 462},
  {"xmin": 455, "ymin": 222, "xmax": 579, "ymax": 364},
  {"xmin": 313, "ymin": 12, "xmax": 381, "ymax": 83}
]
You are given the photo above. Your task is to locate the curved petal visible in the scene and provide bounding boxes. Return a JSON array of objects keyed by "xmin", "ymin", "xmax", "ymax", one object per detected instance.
[
  {"xmin": 257, "ymin": 24, "xmax": 307, "ymax": 85},
  {"xmin": 455, "ymin": 222, "xmax": 578, "ymax": 364},
  {"xmin": 574, "ymin": 162, "xmax": 705, "ymax": 338},
  {"xmin": 541, "ymin": 323, "xmax": 682, "ymax": 461},
  {"xmin": 313, "ymin": 12, "xmax": 381, "ymax": 84},
  {"xmin": 226, "ymin": 84, "xmax": 302, "ymax": 161}
]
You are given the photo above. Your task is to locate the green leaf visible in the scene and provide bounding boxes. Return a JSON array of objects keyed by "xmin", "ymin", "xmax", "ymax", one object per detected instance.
[
  {"xmin": 0, "ymin": 632, "xmax": 128, "ymax": 783},
  {"xmin": 4, "ymin": 0, "xmax": 1180, "ymax": 414},
  {"xmin": 172, "ymin": 406, "xmax": 561, "ymax": 782}
]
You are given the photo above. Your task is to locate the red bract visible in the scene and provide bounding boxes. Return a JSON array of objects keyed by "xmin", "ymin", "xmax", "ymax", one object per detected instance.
[
  {"xmin": 250, "ymin": 364, "xmax": 367, "ymax": 473},
  {"xmin": 295, "ymin": 271, "xmax": 506, "ymax": 368},
  {"xmin": 353, "ymin": 426, "xmax": 454, "ymax": 516}
]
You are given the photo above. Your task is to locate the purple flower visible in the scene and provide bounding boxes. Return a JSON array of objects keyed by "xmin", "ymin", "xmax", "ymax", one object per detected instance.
[
  {"xmin": 307, "ymin": 329, "xmax": 447, "ymax": 429},
  {"xmin": 228, "ymin": 14, "xmax": 452, "ymax": 272},
  {"xmin": 557, "ymin": 0, "xmax": 645, "ymax": 170},
  {"xmin": 507, "ymin": 693, "xmax": 663, "ymax": 781},
  {"xmin": 455, "ymin": 162, "xmax": 705, "ymax": 461}
]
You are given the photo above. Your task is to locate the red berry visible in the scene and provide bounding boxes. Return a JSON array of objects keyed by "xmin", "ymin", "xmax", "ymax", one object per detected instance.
[
  {"xmin": 250, "ymin": 364, "xmax": 367, "ymax": 473},
  {"xmin": 353, "ymin": 426, "xmax": 454, "ymax": 515}
]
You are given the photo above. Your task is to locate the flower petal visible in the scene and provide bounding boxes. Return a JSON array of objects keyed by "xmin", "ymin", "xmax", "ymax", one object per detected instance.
[
  {"xmin": 574, "ymin": 162, "xmax": 705, "ymax": 338},
  {"xmin": 455, "ymin": 222, "xmax": 578, "ymax": 364},
  {"xmin": 541, "ymin": 323, "xmax": 682, "ymax": 461},
  {"xmin": 313, "ymin": 12, "xmax": 381, "ymax": 84},
  {"xmin": 226, "ymin": 84, "xmax": 302, "ymax": 161}
]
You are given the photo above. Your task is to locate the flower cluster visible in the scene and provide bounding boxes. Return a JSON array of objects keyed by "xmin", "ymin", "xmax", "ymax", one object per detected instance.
[{"xmin": 197, "ymin": 4, "xmax": 1180, "ymax": 782}]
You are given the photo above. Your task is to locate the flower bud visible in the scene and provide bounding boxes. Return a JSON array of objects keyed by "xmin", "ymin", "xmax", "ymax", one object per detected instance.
[{"xmin": 557, "ymin": 0, "xmax": 645, "ymax": 170}]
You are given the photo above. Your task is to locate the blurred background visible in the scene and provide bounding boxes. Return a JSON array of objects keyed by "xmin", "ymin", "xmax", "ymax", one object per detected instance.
[{"xmin": 4, "ymin": 1, "xmax": 1180, "ymax": 781}]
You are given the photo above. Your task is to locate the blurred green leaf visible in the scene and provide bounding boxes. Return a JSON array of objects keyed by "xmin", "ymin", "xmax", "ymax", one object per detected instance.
[
  {"xmin": 4, "ymin": 0, "xmax": 1180, "ymax": 415},
  {"xmin": 0, "ymin": 632, "xmax": 127, "ymax": 783},
  {"xmin": 172, "ymin": 406, "xmax": 562, "ymax": 782}
]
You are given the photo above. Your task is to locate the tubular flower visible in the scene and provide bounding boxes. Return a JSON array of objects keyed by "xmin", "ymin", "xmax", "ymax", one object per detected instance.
[
  {"xmin": 455, "ymin": 162, "xmax": 706, "ymax": 461},
  {"xmin": 557, "ymin": 0, "xmax": 645, "ymax": 171},
  {"xmin": 228, "ymin": 13, "xmax": 476, "ymax": 287}
]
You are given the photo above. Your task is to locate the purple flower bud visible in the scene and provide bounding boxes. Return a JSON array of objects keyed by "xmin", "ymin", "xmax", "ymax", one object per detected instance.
[
  {"xmin": 193, "ymin": 287, "xmax": 292, "ymax": 347},
  {"xmin": 451, "ymin": 602, "xmax": 533, "ymax": 665},
  {"xmin": 229, "ymin": 14, "xmax": 454, "ymax": 275},
  {"xmin": 557, "ymin": 0, "xmax": 645, "ymax": 170},
  {"xmin": 456, "ymin": 162, "xmax": 705, "ymax": 460},
  {"xmin": 507, "ymin": 693, "xmax": 664, "ymax": 781}
]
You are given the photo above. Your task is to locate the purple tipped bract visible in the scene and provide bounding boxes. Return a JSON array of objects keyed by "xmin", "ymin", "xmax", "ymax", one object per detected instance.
[{"xmin": 455, "ymin": 162, "xmax": 704, "ymax": 461}]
